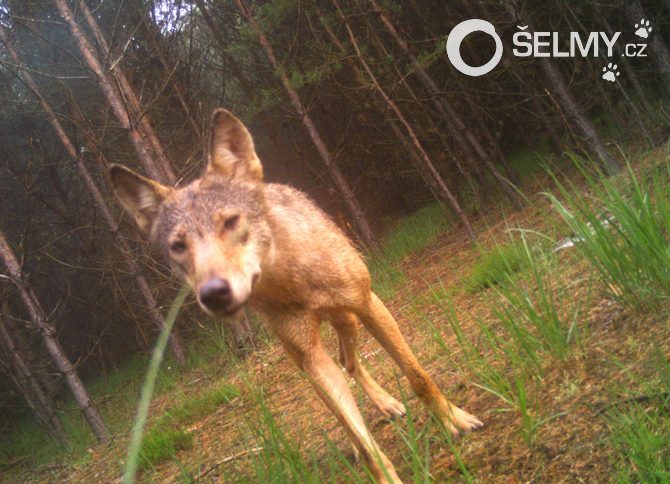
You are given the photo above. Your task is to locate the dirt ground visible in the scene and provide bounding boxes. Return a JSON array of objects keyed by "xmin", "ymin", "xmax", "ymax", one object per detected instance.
[{"xmin": 9, "ymin": 170, "xmax": 670, "ymax": 483}]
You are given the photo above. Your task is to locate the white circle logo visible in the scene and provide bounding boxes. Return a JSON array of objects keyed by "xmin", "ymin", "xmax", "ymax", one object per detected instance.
[{"xmin": 446, "ymin": 19, "xmax": 503, "ymax": 77}]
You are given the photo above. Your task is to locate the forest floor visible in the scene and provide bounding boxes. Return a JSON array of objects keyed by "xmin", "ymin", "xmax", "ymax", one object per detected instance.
[{"xmin": 4, "ymin": 146, "xmax": 670, "ymax": 483}]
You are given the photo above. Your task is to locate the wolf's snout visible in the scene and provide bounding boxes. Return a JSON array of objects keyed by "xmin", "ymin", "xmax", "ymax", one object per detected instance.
[{"xmin": 198, "ymin": 277, "xmax": 232, "ymax": 312}]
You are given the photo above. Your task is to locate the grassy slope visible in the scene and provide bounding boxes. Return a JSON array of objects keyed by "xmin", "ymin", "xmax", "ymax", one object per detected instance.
[{"xmin": 4, "ymin": 148, "xmax": 670, "ymax": 483}]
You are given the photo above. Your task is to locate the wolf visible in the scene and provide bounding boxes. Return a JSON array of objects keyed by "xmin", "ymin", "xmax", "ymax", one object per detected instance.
[{"xmin": 110, "ymin": 109, "xmax": 482, "ymax": 483}]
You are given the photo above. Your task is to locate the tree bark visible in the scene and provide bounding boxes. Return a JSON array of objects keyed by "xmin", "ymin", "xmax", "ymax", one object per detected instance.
[
  {"xmin": 312, "ymin": 0, "xmax": 483, "ymax": 211},
  {"xmin": 193, "ymin": 0, "xmax": 256, "ymax": 101},
  {"xmin": 0, "ymin": 232, "xmax": 110, "ymax": 442},
  {"xmin": 50, "ymin": 0, "xmax": 173, "ymax": 184},
  {"xmin": 76, "ymin": 0, "xmax": 176, "ymax": 183},
  {"xmin": 365, "ymin": 22, "xmax": 491, "ymax": 193},
  {"xmin": 138, "ymin": 4, "xmax": 203, "ymax": 141},
  {"xmin": 232, "ymin": 0, "xmax": 380, "ymax": 251},
  {"xmin": 598, "ymin": 11, "xmax": 654, "ymax": 116},
  {"xmin": 0, "ymin": 317, "xmax": 70, "ymax": 448},
  {"xmin": 331, "ymin": 0, "xmax": 476, "ymax": 240},
  {"xmin": 625, "ymin": 0, "xmax": 670, "ymax": 96},
  {"xmin": 0, "ymin": 25, "xmax": 187, "ymax": 364},
  {"xmin": 366, "ymin": 0, "xmax": 524, "ymax": 209},
  {"xmin": 505, "ymin": 3, "xmax": 620, "ymax": 175},
  {"xmin": 477, "ymin": 1, "xmax": 564, "ymax": 153}
]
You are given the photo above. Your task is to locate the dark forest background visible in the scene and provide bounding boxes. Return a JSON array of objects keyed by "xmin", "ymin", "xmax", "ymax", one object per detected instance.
[{"xmin": 0, "ymin": 0, "xmax": 668, "ymax": 459}]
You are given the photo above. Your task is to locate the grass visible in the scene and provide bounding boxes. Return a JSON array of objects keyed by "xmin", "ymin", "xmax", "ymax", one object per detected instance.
[
  {"xmin": 549, "ymin": 157, "xmax": 670, "ymax": 311},
  {"xmin": 0, "ymin": 412, "xmax": 91, "ymax": 467},
  {"xmin": 244, "ymin": 389, "xmax": 354, "ymax": 483},
  {"xmin": 606, "ymin": 349, "xmax": 670, "ymax": 482},
  {"xmin": 162, "ymin": 385, "xmax": 240, "ymax": 424},
  {"xmin": 464, "ymin": 239, "xmax": 530, "ymax": 293},
  {"xmin": 431, "ymin": 233, "xmax": 584, "ymax": 451},
  {"xmin": 242, "ymin": 380, "xmax": 475, "ymax": 483},
  {"xmin": 10, "ymin": 147, "xmax": 670, "ymax": 482},
  {"xmin": 370, "ymin": 202, "xmax": 451, "ymax": 299},
  {"xmin": 428, "ymin": 286, "xmax": 520, "ymax": 410},
  {"xmin": 378, "ymin": 203, "xmax": 451, "ymax": 264},
  {"xmin": 507, "ymin": 141, "xmax": 554, "ymax": 179},
  {"xmin": 493, "ymin": 238, "xmax": 588, "ymax": 363},
  {"xmin": 608, "ymin": 404, "xmax": 670, "ymax": 483},
  {"xmin": 0, "ymin": 351, "xmax": 184, "ymax": 469},
  {"xmin": 139, "ymin": 428, "xmax": 194, "ymax": 469},
  {"xmin": 125, "ymin": 285, "xmax": 189, "ymax": 480},
  {"xmin": 138, "ymin": 383, "xmax": 240, "ymax": 469},
  {"xmin": 0, "ymin": 290, "xmax": 247, "ymax": 474}
]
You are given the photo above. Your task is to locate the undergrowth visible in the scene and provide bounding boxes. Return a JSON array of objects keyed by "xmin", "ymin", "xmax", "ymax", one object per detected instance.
[
  {"xmin": 549, "ymin": 158, "xmax": 670, "ymax": 311},
  {"xmin": 606, "ymin": 350, "xmax": 670, "ymax": 482},
  {"xmin": 8, "ymin": 149, "xmax": 670, "ymax": 482},
  {"xmin": 464, "ymin": 240, "xmax": 530, "ymax": 292},
  {"xmin": 370, "ymin": 202, "xmax": 451, "ymax": 299},
  {"xmin": 139, "ymin": 384, "xmax": 240, "ymax": 469}
]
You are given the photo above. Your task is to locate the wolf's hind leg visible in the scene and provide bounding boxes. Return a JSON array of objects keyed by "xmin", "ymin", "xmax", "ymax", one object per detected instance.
[
  {"xmin": 331, "ymin": 312, "xmax": 406, "ymax": 419},
  {"xmin": 356, "ymin": 292, "xmax": 483, "ymax": 436},
  {"xmin": 270, "ymin": 311, "xmax": 401, "ymax": 484}
]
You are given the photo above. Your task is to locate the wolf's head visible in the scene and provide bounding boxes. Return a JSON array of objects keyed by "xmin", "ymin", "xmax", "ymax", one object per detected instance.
[{"xmin": 110, "ymin": 109, "xmax": 272, "ymax": 318}]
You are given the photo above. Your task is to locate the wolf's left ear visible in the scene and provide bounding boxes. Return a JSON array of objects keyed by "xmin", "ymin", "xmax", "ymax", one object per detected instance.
[
  {"xmin": 205, "ymin": 108, "xmax": 263, "ymax": 183},
  {"xmin": 109, "ymin": 164, "xmax": 171, "ymax": 234}
]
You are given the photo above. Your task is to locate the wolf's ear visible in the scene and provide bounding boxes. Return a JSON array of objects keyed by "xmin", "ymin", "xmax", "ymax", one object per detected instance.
[
  {"xmin": 205, "ymin": 108, "xmax": 263, "ymax": 183},
  {"xmin": 109, "ymin": 164, "xmax": 171, "ymax": 234}
]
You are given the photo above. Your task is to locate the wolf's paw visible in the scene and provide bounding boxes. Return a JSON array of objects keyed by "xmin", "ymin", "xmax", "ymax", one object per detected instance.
[
  {"xmin": 635, "ymin": 19, "xmax": 652, "ymax": 39},
  {"xmin": 436, "ymin": 401, "xmax": 484, "ymax": 436},
  {"xmin": 372, "ymin": 393, "xmax": 406, "ymax": 419},
  {"xmin": 449, "ymin": 404, "xmax": 484, "ymax": 433}
]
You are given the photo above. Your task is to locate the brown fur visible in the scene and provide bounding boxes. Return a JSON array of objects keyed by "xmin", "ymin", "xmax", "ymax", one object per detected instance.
[{"xmin": 110, "ymin": 109, "xmax": 483, "ymax": 483}]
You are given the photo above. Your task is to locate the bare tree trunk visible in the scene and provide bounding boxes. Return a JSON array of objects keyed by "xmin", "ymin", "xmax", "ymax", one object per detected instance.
[
  {"xmin": 0, "ymin": 233, "xmax": 109, "ymax": 442},
  {"xmin": 193, "ymin": 0, "xmax": 256, "ymax": 101},
  {"xmin": 76, "ymin": 0, "xmax": 176, "ymax": 182},
  {"xmin": 0, "ymin": 25, "xmax": 187, "ymax": 364},
  {"xmin": 595, "ymin": 6, "xmax": 654, "ymax": 116},
  {"xmin": 539, "ymin": 60, "xmax": 620, "ymax": 174},
  {"xmin": 505, "ymin": 3, "xmax": 620, "ymax": 175},
  {"xmin": 331, "ymin": 0, "xmax": 476, "ymax": 240},
  {"xmin": 0, "ymin": 317, "xmax": 70, "ymax": 448},
  {"xmin": 573, "ymin": 10, "xmax": 653, "ymax": 148},
  {"xmin": 364, "ymin": 23, "xmax": 491, "ymax": 193},
  {"xmin": 462, "ymin": 96, "xmax": 520, "ymax": 185},
  {"xmin": 366, "ymin": 0, "xmax": 524, "ymax": 209},
  {"xmin": 138, "ymin": 4, "xmax": 203, "ymax": 141},
  {"xmin": 233, "ymin": 0, "xmax": 380, "ymax": 251},
  {"xmin": 477, "ymin": 1, "xmax": 564, "ymax": 153},
  {"xmin": 625, "ymin": 0, "xmax": 670, "ymax": 95},
  {"xmin": 50, "ymin": 0, "xmax": 173, "ymax": 184},
  {"xmin": 312, "ymin": 0, "xmax": 482, "ymax": 214}
]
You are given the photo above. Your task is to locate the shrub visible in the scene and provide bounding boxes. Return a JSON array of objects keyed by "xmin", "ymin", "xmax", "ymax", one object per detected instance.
[{"xmin": 549, "ymin": 159, "xmax": 670, "ymax": 310}]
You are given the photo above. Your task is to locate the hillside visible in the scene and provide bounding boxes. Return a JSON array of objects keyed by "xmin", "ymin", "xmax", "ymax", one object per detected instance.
[{"xmin": 5, "ymin": 148, "xmax": 670, "ymax": 483}]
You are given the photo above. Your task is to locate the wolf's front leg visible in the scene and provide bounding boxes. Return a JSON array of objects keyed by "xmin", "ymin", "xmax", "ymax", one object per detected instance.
[
  {"xmin": 331, "ymin": 311, "xmax": 406, "ymax": 419},
  {"xmin": 269, "ymin": 311, "xmax": 402, "ymax": 484},
  {"xmin": 356, "ymin": 292, "xmax": 483, "ymax": 436}
]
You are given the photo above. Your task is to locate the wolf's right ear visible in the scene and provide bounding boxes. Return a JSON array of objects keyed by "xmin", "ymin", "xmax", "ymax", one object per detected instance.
[
  {"xmin": 109, "ymin": 164, "xmax": 171, "ymax": 234},
  {"xmin": 205, "ymin": 108, "xmax": 263, "ymax": 183}
]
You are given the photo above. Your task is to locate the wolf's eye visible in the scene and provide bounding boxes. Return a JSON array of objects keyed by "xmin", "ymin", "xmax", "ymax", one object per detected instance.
[
  {"xmin": 169, "ymin": 240, "xmax": 187, "ymax": 254},
  {"xmin": 223, "ymin": 214, "xmax": 240, "ymax": 231}
]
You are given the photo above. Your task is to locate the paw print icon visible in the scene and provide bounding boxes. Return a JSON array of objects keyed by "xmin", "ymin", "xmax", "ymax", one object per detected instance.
[
  {"xmin": 635, "ymin": 19, "xmax": 652, "ymax": 39},
  {"xmin": 602, "ymin": 63, "xmax": 620, "ymax": 83}
]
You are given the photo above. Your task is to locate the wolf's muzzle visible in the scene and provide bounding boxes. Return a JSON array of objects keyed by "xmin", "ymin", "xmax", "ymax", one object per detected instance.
[{"xmin": 198, "ymin": 277, "xmax": 233, "ymax": 312}]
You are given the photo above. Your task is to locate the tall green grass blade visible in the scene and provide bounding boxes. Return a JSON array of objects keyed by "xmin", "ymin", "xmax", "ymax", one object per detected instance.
[
  {"xmin": 123, "ymin": 285, "xmax": 190, "ymax": 484},
  {"xmin": 548, "ymin": 157, "xmax": 670, "ymax": 311}
]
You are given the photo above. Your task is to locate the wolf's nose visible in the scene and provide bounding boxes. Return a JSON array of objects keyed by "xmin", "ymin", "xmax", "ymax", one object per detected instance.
[{"xmin": 199, "ymin": 278, "xmax": 232, "ymax": 311}]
